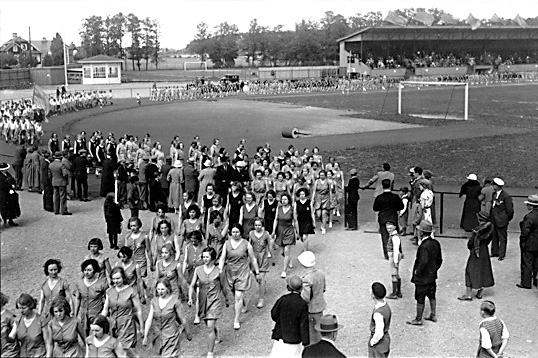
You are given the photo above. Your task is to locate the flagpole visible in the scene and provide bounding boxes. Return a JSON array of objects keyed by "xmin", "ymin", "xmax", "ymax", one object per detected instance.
[{"xmin": 64, "ymin": 44, "xmax": 68, "ymax": 87}]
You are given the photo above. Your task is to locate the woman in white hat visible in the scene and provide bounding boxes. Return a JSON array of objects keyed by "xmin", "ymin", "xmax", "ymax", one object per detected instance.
[
  {"xmin": 197, "ymin": 159, "xmax": 216, "ymax": 205},
  {"xmin": 459, "ymin": 174, "xmax": 482, "ymax": 232},
  {"xmin": 167, "ymin": 160, "xmax": 183, "ymax": 213}
]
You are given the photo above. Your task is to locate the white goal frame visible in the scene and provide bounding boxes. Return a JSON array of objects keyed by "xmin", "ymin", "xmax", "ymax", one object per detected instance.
[
  {"xmin": 398, "ymin": 81, "xmax": 469, "ymax": 120},
  {"xmin": 183, "ymin": 61, "xmax": 207, "ymax": 71}
]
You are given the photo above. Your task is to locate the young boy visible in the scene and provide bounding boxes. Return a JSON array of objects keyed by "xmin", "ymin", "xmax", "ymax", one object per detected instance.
[
  {"xmin": 385, "ymin": 221, "xmax": 403, "ymax": 299},
  {"xmin": 369, "ymin": 282, "xmax": 391, "ymax": 358},
  {"xmin": 477, "ymin": 301, "xmax": 509, "ymax": 358},
  {"xmin": 398, "ymin": 187, "xmax": 410, "ymax": 236},
  {"xmin": 136, "ymin": 93, "xmax": 141, "ymax": 106}
]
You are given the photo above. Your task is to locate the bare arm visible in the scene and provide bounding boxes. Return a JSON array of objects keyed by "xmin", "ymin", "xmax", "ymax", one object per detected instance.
[
  {"xmin": 247, "ymin": 242, "xmax": 260, "ymax": 275},
  {"xmin": 37, "ymin": 289, "xmax": 45, "ymax": 315},
  {"xmin": 132, "ymin": 293, "xmax": 144, "ymax": 334},
  {"xmin": 145, "ymin": 235, "xmax": 154, "ymax": 271},
  {"xmin": 218, "ymin": 243, "xmax": 228, "ymax": 272},
  {"xmin": 100, "ymin": 294, "xmax": 110, "ymax": 317},
  {"xmin": 142, "ymin": 305, "xmax": 154, "ymax": 345}
]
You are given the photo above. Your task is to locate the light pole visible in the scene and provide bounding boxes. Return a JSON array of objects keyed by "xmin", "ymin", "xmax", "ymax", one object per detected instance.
[{"xmin": 64, "ymin": 44, "xmax": 68, "ymax": 87}]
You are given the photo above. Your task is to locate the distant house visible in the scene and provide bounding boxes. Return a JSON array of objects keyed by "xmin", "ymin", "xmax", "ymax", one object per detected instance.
[
  {"xmin": 0, "ymin": 33, "xmax": 42, "ymax": 64},
  {"xmin": 77, "ymin": 55, "xmax": 123, "ymax": 85}
]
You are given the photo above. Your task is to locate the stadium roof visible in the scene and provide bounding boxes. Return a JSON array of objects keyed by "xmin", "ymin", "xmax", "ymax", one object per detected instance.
[{"xmin": 77, "ymin": 55, "xmax": 123, "ymax": 63}]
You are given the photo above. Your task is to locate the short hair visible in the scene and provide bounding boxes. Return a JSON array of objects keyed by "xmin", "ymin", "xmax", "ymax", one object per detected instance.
[
  {"xmin": 161, "ymin": 243, "xmax": 176, "ymax": 257},
  {"xmin": 118, "ymin": 246, "xmax": 133, "ymax": 259},
  {"xmin": 263, "ymin": 167, "xmax": 272, "ymax": 175},
  {"xmin": 318, "ymin": 169, "xmax": 326, "ymax": 176},
  {"xmin": 80, "ymin": 258, "xmax": 101, "ymax": 274},
  {"xmin": 128, "ymin": 217, "xmax": 142, "ymax": 228},
  {"xmin": 230, "ymin": 223, "xmax": 244, "ymax": 236},
  {"xmin": 156, "ymin": 203, "xmax": 168, "ymax": 213},
  {"xmin": 184, "ymin": 191, "xmax": 194, "ymax": 201},
  {"xmin": 202, "ymin": 247, "xmax": 217, "ymax": 261},
  {"xmin": 399, "ymin": 187, "xmax": 409, "ymax": 194},
  {"xmin": 88, "ymin": 238, "xmax": 104, "ymax": 251},
  {"xmin": 481, "ymin": 300, "xmax": 496, "ymax": 316},
  {"xmin": 254, "ymin": 169, "xmax": 262, "ymax": 176},
  {"xmin": 414, "ymin": 166, "xmax": 423, "ymax": 175},
  {"xmin": 266, "ymin": 190, "xmax": 276, "ymax": 198},
  {"xmin": 0, "ymin": 292, "xmax": 9, "ymax": 307},
  {"xmin": 155, "ymin": 277, "xmax": 173, "ymax": 294},
  {"xmin": 188, "ymin": 230, "xmax": 203, "ymax": 243},
  {"xmin": 280, "ymin": 193, "xmax": 292, "ymax": 203},
  {"xmin": 50, "ymin": 296, "xmax": 71, "ymax": 316},
  {"xmin": 157, "ymin": 220, "xmax": 172, "ymax": 235},
  {"xmin": 16, "ymin": 293, "xmax": 37, "ymax": 310},
  {"xmin": 231, "ymin": 181, "xmax": 243, "ymax": 190},
  {"xmin": 209, "ymin": 210, "xmax": 223, "ymax": 224},
  {"xmin": 383, "ymin": 162, "xmax": 390, "ymax": 171},
  {"xmin": 212, "ymin": 194, "xmax": 222, "ymax": 205},
  {"xmin": 276, "ymin": 171, "xmax": 284, "ymax": 179},
  {"xmin": 244, "ymin": 191, "xmax": 254, "ymax": 200},
  {"xmin": 206, "ymin": 183, "xmax": 214, "ymax": 190},
  {"xmin": 381, "ymin": 179, "xmax": 391, "ymax": 189},
  {"xmin": 90, "ymin": 315, "xmax": 110, "ymax": 334},
  {"xmin": 372, "ymin": 282, "xmax": 386, "ymax": 299},
  {"xmin": 296, "ymin": 187, "xmax": 310, "ymax": 197},
  {"xmin": 187, "ymin": 204, "xmax": 201, "ymax": 218},
  {"xmin": 110, "ymin": 266, "xmax": 127, "ymax": 283},
  {"xmin": 43, "ymin": 259, "xmax": 62, "ymax": 276}
]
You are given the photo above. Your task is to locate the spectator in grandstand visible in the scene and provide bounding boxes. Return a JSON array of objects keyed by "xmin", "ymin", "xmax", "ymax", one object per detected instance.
[{"xmin": 460, "ymin": 174, "xmax": 482, "ymax": 232}]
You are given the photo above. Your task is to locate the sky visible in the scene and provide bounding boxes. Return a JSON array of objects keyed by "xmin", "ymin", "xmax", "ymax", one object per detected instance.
[{"xmin": 1, "ymin": 0, "xmax": 537, "ymax": 49}]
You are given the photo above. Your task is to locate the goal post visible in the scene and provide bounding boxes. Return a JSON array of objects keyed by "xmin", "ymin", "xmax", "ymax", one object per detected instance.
[
  {"xmin": 398, "ymin": 81, "xmax": 469, "ymax": 120},
  {"xmin": 183, "ymin": 61, "xmax": 208, "ymax": 71}
]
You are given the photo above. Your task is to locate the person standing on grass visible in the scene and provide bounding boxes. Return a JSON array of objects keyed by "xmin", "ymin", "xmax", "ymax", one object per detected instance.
[
  {"xmin": 490, "ymin": 178, "xmax": 514, "ymax": 261},
  {"xmin": 407, "ymin": 220, "xmax": 442, "ymax": 326},
  {"xmin": 345, "ymin": 168, "xmax": 360, "ymax": 231},
  {"xmin": 476, "ymin": 301, "xmax": 509, "ymax": 358},
  {"xmin": 269, "ymin": 276, "xmax": 309, "ymax": 357},
  {"xmin": 368, "ymin": 282, "xmax": 391, "ymax": 358},
  {"xmin": 362, "ymin": 162, "xmax": 394, "ymax": 197},
  {"xmin": 517, "ymin": 194, "xmax": 538, "ymax": 289},
  {"xmin": 385, "ymin": 221, "xmax": 403, "ymax": 300},
  {"xmin": 373, "ymin": 180, "xmax": 404, "ymax": 260},
  {"xmin": 298, "ymin": 251, "xmax": 326, "ymax": 346}
]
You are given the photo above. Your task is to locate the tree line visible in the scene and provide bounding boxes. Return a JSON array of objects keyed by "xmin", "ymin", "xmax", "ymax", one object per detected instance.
[
  {"xmin": 186, "ymin": 9, "xmax": 538, "ymax": 68},
  {"xmin": 79, "ymin": 13, "xmax": 161, "ymax": 70}
]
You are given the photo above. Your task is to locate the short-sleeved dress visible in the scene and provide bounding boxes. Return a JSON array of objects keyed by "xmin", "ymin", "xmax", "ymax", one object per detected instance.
[
  {"xmin": 207, "ymin": 224, "xmax": 227, "ymax": 259},
  {"xmin": 274, "ymin": 180, "xmax": 288, "ymax": 201},
  {"xmin": 106, "ymin": 286, "xmax": 138, "ymax": 349},
  {"xmin": 195, "ymin": 265, "xmax": 223, "ymax": 320},
  {"xmin": 275, "ymin": 206, "xmax": 296, "ymax": 247},
  {"xmin": 296, "ymin": 199, "xmax": 315, "ymax": 236},
  {"xmin": 252, "ymin": 179, "xmax": 267, "ymax": 204},
  {"xmin": 123, "ymin": 231, "xmax": 149, "ymax": 277},
  {"xmin": 1, "ymin": 309, "xmax": 20, "ymax": 357},
  {"xmin": 48, "ymin": 316, "xmax": 83, "ymax": 357},
  {"xmin": 249, "ymin": 230, "xmax": 270, "ymax": 272},
  {"xmin": 41, "ymin": 278, "xmax": 70, "ymax": 322},
  {"xmin": 85, "ymin": 335, "xmax": 120, "ymax": 358},
  {"xmin": 241, "ymin": 204, "xmax": 258, "ymax": 239},
  {"xmin": 74, "ymin": 277, "xmax": 108, "ymax": 334},
  {"xmin": 181, "ymin": 218, "xmax": 204, "ymax": 242},
  {"xmin": 228, "ymin": 192, "xmax": 244, "ymax": 226},
  {"xmin": 313, "ymin": 179, "xmax": 330, "ymax": 210},
  {"xmin": 83, "ymin": 253, "xmax": 110, "ymax": 281},
  {"xmin": 157, "ymin": 259, "xmax": 181, "ymax": 296},
  {"xmin": 153, "ymin": 234, "xmax": 175, "ymax": 262},
  {"xmin": 149, "ymin": 295, "xmax": 183, "ymax": 357},
  {"xmin": 263, "ymin": 199, "xmax": 278, "ymax": 235},
  {"xmin": 224, "ymin": 239, "xmax": 251, "ymax": 292},
  {"xmin": 184, "ymin": 243, "xmax": 205, "ymax": 284},
  {"xmin": 15, "ymin": 314, "xmax": 47, "ymax": 357}
]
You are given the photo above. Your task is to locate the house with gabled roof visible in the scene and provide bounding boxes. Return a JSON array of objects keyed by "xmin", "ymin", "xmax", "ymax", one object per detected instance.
[{"xmin": 0, "ymin": 33, "xmax": 42, "ymax": 64}]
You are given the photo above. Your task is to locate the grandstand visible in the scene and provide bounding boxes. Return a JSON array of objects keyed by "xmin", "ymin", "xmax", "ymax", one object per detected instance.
[{"xmin": 337, "ymin": 25, "xmax": 538, "ymax": 77}]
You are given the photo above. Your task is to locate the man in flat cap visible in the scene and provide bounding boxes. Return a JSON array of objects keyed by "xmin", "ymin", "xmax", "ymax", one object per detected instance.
[
  {"xmin": 345, "ymin": 168, "xmax": 360, "ymax": 231},
  {"xmin": 490, "ymin": 178, "xmax": 514, "ymax": 261},
  {"xmin": 517, "ymin": 194, "xmax": 538, "ymax": 289}
]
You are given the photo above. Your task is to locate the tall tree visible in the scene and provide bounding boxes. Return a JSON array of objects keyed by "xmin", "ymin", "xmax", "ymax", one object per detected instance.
[
  {"xmin": 126, "ymin": 13, "xmax": 142, "ymax": 70},
  {"xmin": 141, "ymin": 17, "xmax": 155, "ymax": 70},
  {"xmin": 50, "ymin": 32, "xmax": 65, "ymax": 66},
  {"xmin": 242, "ymin": 19, "xmax": 267, "ymax": 66},
  {"xmin": 186, "ymin": 22, "xmax": 211, "ymax": 61},
  {"xmin": 80, "ymin": 15, "xmax": 104, "ymax": 57},
  {"xmin": 111, "ymin": 13, "xmax": 127, "ymax": 63},
  {"xmin": 320, "ymin": 12, "xmax": 350, "ymax": 63},
  {"xmin": 348, "ymin": 11, "xmax": 384, "ymax": 29},
  {"xmin": 150, "ymin": 19, "xmax": 163, "ymax": 69}
]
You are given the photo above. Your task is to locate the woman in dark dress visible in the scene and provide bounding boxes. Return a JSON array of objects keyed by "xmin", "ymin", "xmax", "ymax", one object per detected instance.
[
  {"xmin": 459, "ymin": 174, "xmax": 482, "ymax": 232},
  {"xmin": 226, "ymin": 181, "xmax": 244, "ymax": 227},
  {"xmin": 294, "ymin": 188, "xmax": 316, "ymax": 252},
  {"xmin": 458, "ymin": 211, "xmax": 495, "ymax": 301},
  {"xmin": 262, "ymin": 190, "xmax": 278, "ymax": 235},
  {"xmin": 272, "ymin": 193, "xmax": 298, "ymax": 279}
]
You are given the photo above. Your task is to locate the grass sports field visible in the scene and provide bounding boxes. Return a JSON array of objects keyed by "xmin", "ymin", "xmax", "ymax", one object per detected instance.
[{"xmin": 1, "ymin": 81, "xmax": 537, "ymax": 357}]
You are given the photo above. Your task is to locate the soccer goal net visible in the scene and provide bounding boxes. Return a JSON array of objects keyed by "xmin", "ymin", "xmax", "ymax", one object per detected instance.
[
  {"xmin": 183, "ymin": 61, "xmax": 208, "ymax": 71},
  {"xmin": 398, "ymin": 81, "xmax": 469, "ymax": 120}
]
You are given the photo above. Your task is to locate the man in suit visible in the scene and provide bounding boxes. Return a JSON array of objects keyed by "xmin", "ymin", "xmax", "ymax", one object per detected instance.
[
  {"xmin": 298, "ymin": 251, "xmax": 326, "ymax": 346},
  {"xmin": 40, "ymin": 151, "xmax": 53, "ymax": 212},
  {"xmin": 407, "ymin": 220, "xmax": 442, "ymax": 326},
  {"xmin": 345, "ymin": 168, "xmax": 360, "ymax": 231},
  {"xmin": 137, "ymin": 155, "xmax": 150, "ymax": 209},
  {"xmin": 490, "ymin": 177, "xmax": 514, "ymax": 261},
  {"xmin": 160, "ymin": 156, "xmax": 173, "ymax": 209},
  {"xmin": 116, "ymin": 159, "xmax": 129, "ymax": 208},
  {"xmin": 362, "ymin": 162, "xmax": 395, "ymax": 197},
  {"xmin": 302, "ymin": 314, "xmax": 346, "ymax": 358},
  {"xmin": 73, "ymin": 149, "xmax": 90, "ymax": 201},
  {"xmin": 373, "ymin": 179, "xmax": 404, "ymax": 260},
  {"xmin": 183, "ymin": 157, "xmax": 200, "ymax": 200},
  {"xmin": 48, "ymin": 151, "xmax": 71, "ymax": 215},
  {"xmin": 270, "ymin": 276, "xmax": 310, "ymax": 357},
  {"xmin": 12, "ymin": 144, "xmax": 26, "ymax": 190},
  {"xmin": 517, "ymin": 194, "xmax": 538, "ymax": 289},
  {"xmin": 214, "ymin": 156, "xmax": 233, "ymax": 206}
]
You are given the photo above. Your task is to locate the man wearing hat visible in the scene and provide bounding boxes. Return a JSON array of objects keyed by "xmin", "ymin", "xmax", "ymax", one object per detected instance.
[
  {"xmin": 517, "ymin": 194, "xmax": 538, "ymax": 289},
  {"xmin": 490, "ymin": 177, "xmax": 514, "ymax": 261},
  {"xmin": 214, "ymin": 156, "xmax": 233, "ymax": 206},
  {"xmin": 368, "ymin": 282, "xmax": 391, "ymax": 358},
  {"xmin": 184, "ymin": 156, "xmax": 200, "ymax": 200},
  {"xmin": 302, "ymin": 314, "xmax": 346, "ymax": 358},
  {"xmin": 407, "ymin": 220, "xmax": 442, "ymax": 326},
  {"xmin": 73, "ymin": 149, "xmax": 90, "ymax": 201},
  {"xmin": 270, "ymin": 275, "xmax": 310, "ymax": 357},
  {"xmin": 298, "ymin": 251, "xmax": 326, "ymax": 345},
  {"xmin": 137, "ymin": 154, "xmax": 150, "ymax": 209},
  {"xmin": 373, "ymin": 179, "xmax": 404, "ymax": 260},
  {"xmin": 48, "ymin": 152, "xmax": 71, "ymax": 215},
  {"xmin": 159, "ymin": 156, "xmax": 173, "ymax": 207},
  {"xmin": 345, "ymin": 168, "xmax": 360, "ymax": 231},
  {"xmin": 0, "ymin": 163, "xmax": 21, "ymax": 227}
]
